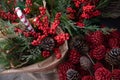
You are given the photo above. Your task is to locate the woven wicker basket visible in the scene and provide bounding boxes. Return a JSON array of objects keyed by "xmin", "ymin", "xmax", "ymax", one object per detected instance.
[
  {"xmin": 0, "ymin": 20, "xmax": 68, "ymax": 74},
  {"xmin": 102, "ymin": 0, "xmax": 120, "ymax": 18}
]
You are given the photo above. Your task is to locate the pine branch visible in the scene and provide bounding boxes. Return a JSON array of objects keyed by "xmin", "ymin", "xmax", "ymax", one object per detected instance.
[
  {"xmin": 82, "ymin": 25, "xmax": 112, "ymax": 34},
  {"xmin": 96, "ymin": 0, "xmax": 110, "ymax": 9}
]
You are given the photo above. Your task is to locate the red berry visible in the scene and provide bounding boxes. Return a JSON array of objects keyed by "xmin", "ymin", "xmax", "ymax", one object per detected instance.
[
  {"xmin": 56, "ymin": 53, "xmax": 62, "ymax": 59},
  {"xmin": 42, "ymin": 51, "xmax": 50, "ymax": 58},
  {"xmin": 24, "ymin": 7, "xmax": 31, "ymax": 14},
  {"xmin": 54, "ymin": 48, "xmax": 62, "ymax": 59},
  {"xmin": 82, "ymin": 4, "xmax": 95, "ymax": 13}
]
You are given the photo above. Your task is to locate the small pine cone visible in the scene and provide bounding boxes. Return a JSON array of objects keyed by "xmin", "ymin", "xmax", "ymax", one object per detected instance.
[
  {"xmin": 40, "ymin": 37, "xmax": 55, "ymax": 51},
  {"xmin": 82, "ymin": 75, "xmax": 95, "ymax": 80},
  {"xmin": 105, "ymin": 48, "xmax": 120, "ymax": 65},
  {"xmin": 69, "ymin": 49, "xmax": 81, "ymax": 64},
  {"xmin": 90, "ymin": 45, "xmax": 106, "ymax": 60},
  {"xmin": 86, "ymin": 31, "xmax": 104, "ymax": 45},
  {"xmin": 80, "ymin": 56, "xmax": 92, "ymax": 70},
  {"xmin": 110, "ymin": 30, "xmax": 120, "ymax": 39},
  {"xmin": 58, "ymin": 61, "xmax": 75, "ymax": 80},
  {"xmin": 69, "ymin": 36, "xmax": 89, "ymax": 55},
  {"xmin": 112, "ymin": 69, "xmax": 120, "ymax": 80},
  {"xmin": 108, "ymin": 38, "xmax": 119, "ymax": 48},
  {"xmin": 66, "ymin": 69, "xmax": 80, "ymax": 80},
  {"xmin": 95, "ymin": 67, "xmax": 111, "ymax": 80}
]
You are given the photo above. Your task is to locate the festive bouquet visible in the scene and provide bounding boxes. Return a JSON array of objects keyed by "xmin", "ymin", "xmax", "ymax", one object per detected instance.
[{"xmin": 0, "ymin": 0, "xmax": 120, "ymax": 80}]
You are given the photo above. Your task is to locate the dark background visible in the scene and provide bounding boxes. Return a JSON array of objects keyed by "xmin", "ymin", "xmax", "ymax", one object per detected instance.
[{"xmin": 100, "ymin": 17, "xmax": 120, "ymax": 30}]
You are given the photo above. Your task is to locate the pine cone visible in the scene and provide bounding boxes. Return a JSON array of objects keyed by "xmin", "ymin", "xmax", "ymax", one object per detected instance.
[
  {"xmin": 105, "ymin": 48, "xmax": 120, "ymax": 65},
  {"xmin": 108, "ymin": 38, "xmax": 119, "ymax": 48},
  {"xmin": 40, "ymin": 37, "xmax": 55, "ymax": 51},
  {"xmin": 82, "ymin": 75, "xmax": 95, "ymax": 80},
  {"xmin": 66, "ymin": 69, "xmax": 80, "ymax": 80},
  {"xmin": 69, "ymin": 49, "xmax": 81, "ymax": 64},
  {"xmin": 58, "ymin": 61, "xmax": 75, "ymax": 80},
  {"xmin": 90, "ymin": 45, "xmax": 106, "ymax": 60},
  {"xmin": 69, "ymin": 36, "xmax": 89, "ymax": 55},
  {"xmin": 95, "ymin": 67, "xmax": 111, "ymax": 80},
  {"xmin": 110, "ymin": 30, "xmax": 120, "ymax": 39},
  {"xmin": 80, "ymin": 56, "xmax": 92, "ymax": 70},
  {"xmin": 86, "ymin": 31, "xmax": 103, "ymax": 45},
  {"xmin": 112, "ymin": 69, "xmax": 120, "ymax": 80}
]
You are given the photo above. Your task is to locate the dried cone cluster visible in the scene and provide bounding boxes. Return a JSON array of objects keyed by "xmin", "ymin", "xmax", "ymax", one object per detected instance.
[{"xmin": 58, "ymin": 29, "xmax": 120, "ymax": 80}]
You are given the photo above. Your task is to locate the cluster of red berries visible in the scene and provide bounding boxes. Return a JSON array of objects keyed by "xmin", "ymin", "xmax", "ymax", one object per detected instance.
[
  {"xmin": 0, "ymin": 0, "xmax": 17, "ymax": 21},
  {"xmin": 14, "ymin": 6, "xmax": 69, "ymax": 59},
  {"xmin": 24, "ymin": 7, "xmax": 31, "ymax": 14},
  {"xmin": 42, "ymin": 51, "xmax": 50, "ymax": 58},
  {"xmin": 23, "ymin": 0, "xmax": 33, "ymax": 14},
  {"xmin": 41, "ymin": 48, "xmax": 62, "ymax": 59},
  {"xmin": 25, "ymin": 0, "xmax": 32, "ymax": 7},
  {"xmin": 0, "ymin": 10, "xmax": 17, "ymax": 21},
  {"xmin": 54, "ymin": 33, "xmax": 69, "ymax": 45},
  {"xmin": 66, "ymin": 0, "xmax": 101, "ymax": 28}
]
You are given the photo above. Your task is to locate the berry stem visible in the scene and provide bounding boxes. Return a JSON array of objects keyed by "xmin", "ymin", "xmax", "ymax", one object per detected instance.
[
  {"xmin": 86, "ymin": 53, "xmax": 95, "ymax": 65},
  {"xmin": 111, "ymin": 65, "xmax": 114, "ymax": 80},
  {"xmin": 88, "ymin": 68, "xmax": 93, "ymax": 76}
]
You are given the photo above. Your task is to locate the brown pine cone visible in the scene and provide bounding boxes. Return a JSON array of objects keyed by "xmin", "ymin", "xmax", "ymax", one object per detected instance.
[
  {"xmin": 40, "ymin": 37, "xmax": 55, "ymax": 51},
  {"xmin": 105, "ymin": 48, "xmax": 120, "ymax": 65},
  {"xmin": 69, "ymin": 36, "xmax": 89, "ymax": 55},
  {"xmin": 67, "ymin": 69, "xmax": 80, "ymax": 80}
]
